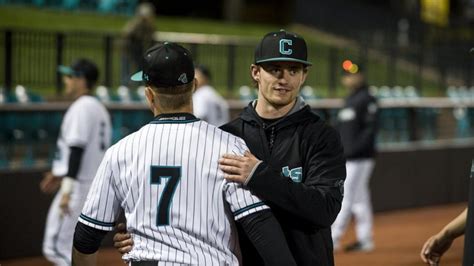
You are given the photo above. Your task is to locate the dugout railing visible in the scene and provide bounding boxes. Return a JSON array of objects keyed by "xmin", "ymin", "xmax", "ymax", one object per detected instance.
[{"xmin": 1, "ymin": 97, "xmax": 473, "ymax": 171}]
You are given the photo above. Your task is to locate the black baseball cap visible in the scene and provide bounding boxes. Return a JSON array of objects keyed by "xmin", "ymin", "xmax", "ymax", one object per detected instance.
[
  {"xmin": 131, "ymin": 42, "xmax": 194, "ymax": 87},
  {"xmin": 58, "ymin": 58, "xmax": 99, "ymax": 84},
  {"xmin": 254, "ymin": 30, "xmax": 312, "ymax": 66}
]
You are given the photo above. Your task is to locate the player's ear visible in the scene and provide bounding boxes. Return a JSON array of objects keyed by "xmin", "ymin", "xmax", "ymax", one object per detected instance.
[
  {"xmin": 300, "ymin": 66, "xmax": 309, "ymax": 86},
  {"xmin": 192, "ymin": 78, "xmax": 197, "ymax": 93},
  {"xmin": 250, "ymin": 64, "xmax": 260, "ymax": 83},
  {"xmin": 145, "ymin": 86, "xmax": 156, "ymax": 105},
  {"xmin": 145, "ymin": 86, "xmax": 154, "ymax": 100},
  {"xmin": 145, "ymin": 86, "xmax": 158, "ymax": 115}
]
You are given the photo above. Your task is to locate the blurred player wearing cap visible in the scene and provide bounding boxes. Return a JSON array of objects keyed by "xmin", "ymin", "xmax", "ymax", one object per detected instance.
[
  {"xmin": 120, "ymin": 2, "xmax": 156, "ymax": 86},
  {"xmin": 331, "ymin": 60, "xmax": 378, "ymax": 252},
  {"xmin": 72, "ymin": 42, "xmax": 296, "ymax": 266},
  {"xmin": 112, "ymin": 31, "xmax": 346, "ymax": 266},
  {"xmin": 40, "ymin": 58, "xmax": 112, "ymax": 265}
]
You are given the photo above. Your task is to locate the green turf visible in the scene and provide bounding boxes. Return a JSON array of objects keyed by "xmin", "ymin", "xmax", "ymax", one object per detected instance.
[{"xmin": 0, "ymin": 6, "xmax": 278, "ymax": 36}]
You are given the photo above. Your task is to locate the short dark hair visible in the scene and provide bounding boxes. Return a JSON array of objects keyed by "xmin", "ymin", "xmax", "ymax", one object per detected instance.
[
  {"xmin": 150, "ymin": 82, "xmax": 194, "ymax": 110},
  {"xmin": 71, "ymin": 59, "xmax": 99, "ymax": 90},
  {"xmin": 195, "ymin": 64, "xmax": 212, "ymax": 81}
]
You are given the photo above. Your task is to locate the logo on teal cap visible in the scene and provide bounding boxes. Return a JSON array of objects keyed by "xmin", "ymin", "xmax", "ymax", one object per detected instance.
[{"xmin": 279, "ymin": 39, "xmax": 293, "ymax": 55}]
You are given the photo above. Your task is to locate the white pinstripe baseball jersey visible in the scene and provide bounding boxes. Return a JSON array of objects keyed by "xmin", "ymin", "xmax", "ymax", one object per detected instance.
[{"xmin": 79, "ymin": 113, "xmax": 268, "ymax": 265}]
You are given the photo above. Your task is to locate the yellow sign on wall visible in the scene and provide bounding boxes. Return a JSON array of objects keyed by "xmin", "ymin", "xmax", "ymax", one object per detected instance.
[{"xmin": 420, "ymin": 0, "xmax": 450, "ymax": 26}]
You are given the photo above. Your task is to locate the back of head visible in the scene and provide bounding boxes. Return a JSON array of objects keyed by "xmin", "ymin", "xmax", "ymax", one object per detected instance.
[{"xmin": 131, "ymin": 42, "xmax": 195, "ymax": 110}]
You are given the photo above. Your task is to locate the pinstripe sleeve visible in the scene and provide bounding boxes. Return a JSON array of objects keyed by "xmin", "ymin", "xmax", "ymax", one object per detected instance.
[
  {"xmin": 224, "ymin": 136, "xmax": 269, "ymax": 220},
  {"xmin": 78, "ymin": 148, "xmax": 121, "ymax": 231},
  {"xmin": 224, "ymin": 181, "xmax": 269, "ymax": 220}
]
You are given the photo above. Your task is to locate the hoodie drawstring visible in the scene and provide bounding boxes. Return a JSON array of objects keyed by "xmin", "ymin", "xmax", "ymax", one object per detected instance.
[{"xmin": 269, "ymin": 126, "xmax": 275, "ymax": 153}]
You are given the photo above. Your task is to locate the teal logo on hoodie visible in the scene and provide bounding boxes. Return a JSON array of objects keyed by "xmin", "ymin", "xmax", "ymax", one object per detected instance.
[{"xmin": 282, "ymin": 166, "xmax": 302, "ymax": 183}]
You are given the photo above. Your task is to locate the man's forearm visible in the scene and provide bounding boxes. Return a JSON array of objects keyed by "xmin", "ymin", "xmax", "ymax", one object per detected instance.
[
  {"xmin": 72, "ymin": 247, "xmax": 97, "ymax": 266},
  {"xmin": 239, "ymin": 210, "xmax": 296, "ymax": 266},
  {"xmin": 67, "ymin": 146, "xmax": 85, "ymax": 179},
  {"xmin": 442, "ymin": 208, "xmax": 468, "ymax": 240},
  {"xmin": 247, "ymin": 163, "xmax": 343, "ymax": 227},
  {"xmin": 73, "ymin": 222, "xmax": 109, "ymax": 265}
]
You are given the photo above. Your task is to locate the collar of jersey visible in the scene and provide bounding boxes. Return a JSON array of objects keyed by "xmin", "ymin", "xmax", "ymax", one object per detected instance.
[{"xmin": 150, "ymin": 113, "xmax": 200, "ymax": 124}]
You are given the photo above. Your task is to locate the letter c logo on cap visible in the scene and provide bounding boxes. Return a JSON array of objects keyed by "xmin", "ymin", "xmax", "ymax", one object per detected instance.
[{"xmin": 279, "ymin": 39, "xmax": 293, "ymax": 55}]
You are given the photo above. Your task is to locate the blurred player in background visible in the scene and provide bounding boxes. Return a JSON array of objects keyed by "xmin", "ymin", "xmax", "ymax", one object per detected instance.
[
  {"xmin": 72, "ymin": 42, "xmax": 296, "ymax": 266},
  {"xmin": 331, "ymin": 60, "xmax": 378, "ymax": 252},
  {"xmin": 121, "ymin": 2, "xmax": 156, "ymax": 86},
  {"xmin": 193, "ymin": 64, "xmax": 230, "ymax": 126},
  {"xmin": 39, "ymin": 58, "xmax": 112, "ymax": 265}
]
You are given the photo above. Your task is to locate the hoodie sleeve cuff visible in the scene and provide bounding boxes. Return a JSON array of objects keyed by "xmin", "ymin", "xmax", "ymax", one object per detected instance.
[{"xmin": 244, "ymin": 160, "xmax": 264, "ymax": 186}]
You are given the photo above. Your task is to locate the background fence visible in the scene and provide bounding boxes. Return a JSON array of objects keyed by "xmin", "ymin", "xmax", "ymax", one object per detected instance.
[{"xmin": 1, "ymin": 29, "xmax": 473, "ymax": 98}]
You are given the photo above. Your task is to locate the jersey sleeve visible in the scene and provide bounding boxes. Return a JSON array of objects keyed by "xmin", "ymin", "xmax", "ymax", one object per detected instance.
[
  {"xmin": 63, "ymin": 103, "xmax": 91, "ymax": 147},
  {"xmin": 231, "ymin": 137, "xmax": 248, "ymax": 155},
  {"xmin": 78, "ymin": 149, "xmax": 121, "ymax": 231},
  {"xmin": 224, "ymin": 181, "xmax": 269, "ymax": 220},
  {"xmin": 224, "ymin": 136, "xmax": 269, "ymax": 220}
]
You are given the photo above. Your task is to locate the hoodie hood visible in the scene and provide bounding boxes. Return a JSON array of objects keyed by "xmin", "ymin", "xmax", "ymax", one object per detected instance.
[{"xmin": 240, "ymin": 96, "xmax": 317, "ymax": 129}]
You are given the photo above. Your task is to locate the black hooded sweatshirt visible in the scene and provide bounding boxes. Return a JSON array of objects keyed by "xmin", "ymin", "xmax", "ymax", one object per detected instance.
[
  {"xmin": 220, "ymin": 98, "xmax": 346, "ymax": 266},
  {"xmin": 337, "ymin": 86, "xmax": 378, "ymax": 159}
]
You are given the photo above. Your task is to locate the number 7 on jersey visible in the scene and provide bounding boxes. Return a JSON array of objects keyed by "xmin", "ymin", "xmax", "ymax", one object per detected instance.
[{"xmin": 150, "ymin": 166, "xmax": 181, "ymax": 226}]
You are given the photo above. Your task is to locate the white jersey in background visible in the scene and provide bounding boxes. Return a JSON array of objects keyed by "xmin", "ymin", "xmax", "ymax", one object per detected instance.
[
  {"xmin": 52, "ymin": 95, "xmax": 111, "ymax": 181},
  {"xmin": 79, "ymin": 114, "xmax": 268, "ymax": 265},
  {"xmin": 193, "ymin": 85, "xmax": 230, "ymax": 126},
  {"xmin": 43, "ymin": 95, "xmax": 112, "ymax": 266}
]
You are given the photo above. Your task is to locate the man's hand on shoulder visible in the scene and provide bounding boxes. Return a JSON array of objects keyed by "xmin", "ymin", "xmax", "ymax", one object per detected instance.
[{"xmin": 219, "ymin": 151, "xmax": 262, "ymax": 185}]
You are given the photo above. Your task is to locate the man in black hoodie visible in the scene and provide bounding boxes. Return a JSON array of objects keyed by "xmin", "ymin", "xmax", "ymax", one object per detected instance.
[
  {"xmin": 218, "ymin": 30, "xmax": 346, "ymax": 265},
  {"xmin": 331, "ymin": 60, "xmax": 378, "ymax": 252},
  {"xmin": 113, "ymin": 30, "xmax": 346, "ymax": 266}
]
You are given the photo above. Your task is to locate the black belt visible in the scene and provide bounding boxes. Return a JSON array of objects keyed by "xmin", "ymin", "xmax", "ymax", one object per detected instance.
[{"xmin": 130, "ymin": 261, "xmax": 159, "ymax": 266}]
